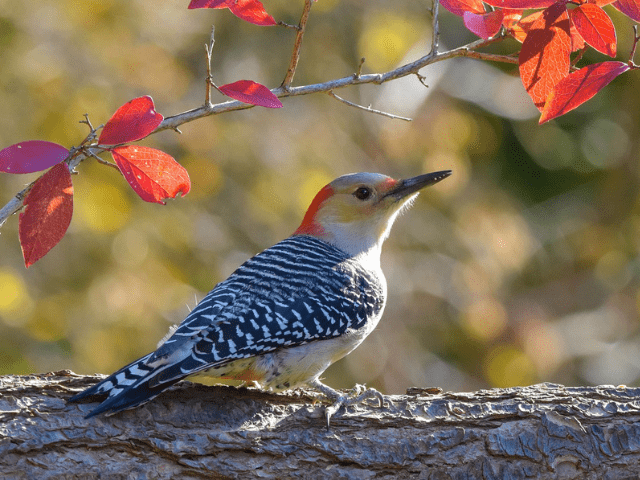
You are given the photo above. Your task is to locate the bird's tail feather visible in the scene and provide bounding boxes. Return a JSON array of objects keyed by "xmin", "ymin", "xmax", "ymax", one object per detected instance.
[{"xmin": 68, "ymin": 351, "xmax": 218, "ymax": 417}]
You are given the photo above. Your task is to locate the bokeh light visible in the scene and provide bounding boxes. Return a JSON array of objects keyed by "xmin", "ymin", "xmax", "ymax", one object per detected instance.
[{"xmin": 1, "ymin": 0, "xmax": 640, "ymax": 394}]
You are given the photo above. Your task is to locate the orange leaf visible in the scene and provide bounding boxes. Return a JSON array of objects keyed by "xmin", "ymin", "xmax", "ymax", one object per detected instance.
[
  {"xmin": 19, "ymin": 163, "xmax": 73, "ymax": 268},
  {"xmin": 540, "ymin": 61, "xmax": 629, "ymax": 123},
  {"xmin": 569, "ymin": 18, "xmax": 587, "ymax": 52},
  {"xmin": 511, "ymin": 11, "xmax": 542, "ymax": 42},
  {"xmin": 502, "ymin": 8, "xmax": 524, "ymax": 32},
  {"xmin": 519, "ymin": 2, "xmax": 572, "ymax": 110},
  {"xmin": 464, "ymin": 10, "xmax": 505, "ymax": 39},
  {"xmin": 514, "ymin": 9, "xmax": 584, "ymax": 50},
  {"xmin": 99, "ymin": 96, "xmax": 164, "ymax": 146},
  {"xmin": 590, "ymin": 0, "xmax": 617, "ymax": 6},
  {"xmin": 569, "ymin": 4, "xmax": 616, "ymax": 57},
  {"xmin": 112, "ymin": 146, "xmax": 191, "ymax": 204}
]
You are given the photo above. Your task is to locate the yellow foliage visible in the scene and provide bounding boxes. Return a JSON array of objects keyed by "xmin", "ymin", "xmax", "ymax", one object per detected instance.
[
  {"xmin": 75, "ymin": 177, "xmax": 131, "ymax": 232},
  {"xmin": 484, "ymin": 345, "xmax": 536, "ymax": 388},
  {"xmin": 0, "ymin": 269, "xmax": 31, "ymax": 322},
  {"xmin": 26, "ymin": 295, "xmax": 69, "ymax": 341},
  {"xmin": 359, "ymin": 11, "xmax": 424, "ymax": 72}
]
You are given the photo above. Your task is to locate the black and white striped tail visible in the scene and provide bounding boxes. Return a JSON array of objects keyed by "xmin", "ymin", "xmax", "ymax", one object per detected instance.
[{"xmin": 68, "ymin": 353, "xmax": 170, "ymax": 417}]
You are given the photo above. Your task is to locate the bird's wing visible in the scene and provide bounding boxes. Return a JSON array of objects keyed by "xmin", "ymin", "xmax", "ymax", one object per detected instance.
[{"xmin": 68, "ymin": 236, "xmax": 383, "ymax": 417}]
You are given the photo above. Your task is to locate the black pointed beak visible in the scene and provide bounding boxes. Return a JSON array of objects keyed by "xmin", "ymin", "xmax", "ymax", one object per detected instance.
[{"xmin": 384, "ymin": 170, "xmax": 452, "ymax": 200}]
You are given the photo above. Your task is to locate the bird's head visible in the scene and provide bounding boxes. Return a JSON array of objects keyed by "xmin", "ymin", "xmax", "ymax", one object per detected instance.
[{"xmin": 294, "ymin": 171, "xmax": 451, "ymax": 258}]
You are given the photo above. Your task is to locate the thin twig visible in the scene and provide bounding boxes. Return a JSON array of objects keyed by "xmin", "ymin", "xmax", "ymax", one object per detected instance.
[
  {"xmin": 355, "ymin": 58, "xmax": 365, "ymax": 79},
  {"xmin": 88, "ymin": 151, "xmax": 120, "ymax": 171},
  {"xmin": 0, "ymin": 184, "xmax": 30, "ymax": 228},
  {"xmin": 281, "ymin": 0, "xmax": 313, "ymax": 89},
  {"xmin": 462, "ymin": 49, "xmax": 519, "ymax": 65},
  {"xmin": 571, "ymin": 47, "xmax": 587, "ymax": 69},
  {"xmin": 205, "ymin": 26, "xmax": 216, "ymax": 106},
  {"xmin": 416, "ymin": 73, "xmax": 429, "ymax": 88},
  {"xmin": 155, "ymin": 36, "xmax": 514, "ymax": 133},
  {"xmin": 328, "ymin": 91, "xmax": 412, "ymax": 121},
  {"xmin": 79, "ymin": 113, "xmax": 94, "ymax": 132},
  {"xmin": 431, "ymin": 0, "xmax": 440, "ymax": 56},
  {"xmin": 629, "ymin": 25, "xmax": 640, "ymax": 68}
]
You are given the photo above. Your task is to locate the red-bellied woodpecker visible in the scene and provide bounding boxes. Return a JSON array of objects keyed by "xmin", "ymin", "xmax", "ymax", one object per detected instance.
[{"xmin": 68, "ymin": 170, "xmax": 451, "ymax": 427}]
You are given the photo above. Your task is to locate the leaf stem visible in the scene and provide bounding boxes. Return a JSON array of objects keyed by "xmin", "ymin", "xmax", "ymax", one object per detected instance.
[
  {"xmin": 629, "ymin": 25, "xmax": 640, "ymax": 68},
  {"xmin": 281, "ymin": 0, "xmax": 313, "ymax": 89},
  {"xmin": 205, "ymin": 26, "xmax": 216, "ymax": 107}
]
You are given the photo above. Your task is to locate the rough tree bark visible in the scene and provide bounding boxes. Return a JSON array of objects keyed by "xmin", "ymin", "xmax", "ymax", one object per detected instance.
[{"xmin": 1, "ymin": 371, "xmax": 639, "ymax": 479}]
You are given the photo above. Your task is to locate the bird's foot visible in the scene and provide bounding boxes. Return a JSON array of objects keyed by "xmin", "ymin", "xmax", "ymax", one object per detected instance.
[{"xmin": 309, "ymin": 379, "xmax": 393, "ymax": 430}]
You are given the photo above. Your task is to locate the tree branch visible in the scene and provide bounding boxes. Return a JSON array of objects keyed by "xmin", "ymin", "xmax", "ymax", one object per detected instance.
[
  {"xmin": 328, "ymin": 90, "xmax": 412, "ymax": 121},
  {"xmin": 0, "ymin": 34, "xmax": 514, "ymax": 230},
  {"xmin": 3, "ymin": 371, "xmax": 640, "ymax": 478},
  {"xmin": 281, "ymin": 0, "xmax": 313, "ymax": 89},
  {"xmin": 431, "ymin": 0, "xmax": 441, "ymax": 55}
]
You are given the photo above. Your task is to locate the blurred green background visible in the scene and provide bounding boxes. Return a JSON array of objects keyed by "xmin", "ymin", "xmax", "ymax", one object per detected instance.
[{"xmin": 1, "ymin": 0, "xmax": 640, "ymax": 395}]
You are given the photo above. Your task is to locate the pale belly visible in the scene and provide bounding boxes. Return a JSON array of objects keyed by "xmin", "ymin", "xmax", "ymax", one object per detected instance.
[{"xmin": 194, "ymin": 323, "xmax": 379, "ymax": 391}]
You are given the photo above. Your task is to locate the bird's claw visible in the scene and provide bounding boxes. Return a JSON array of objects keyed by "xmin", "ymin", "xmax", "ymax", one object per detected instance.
[{"xmin": 310, "ymin": 379, "xmax": 392, "ymax": 430}]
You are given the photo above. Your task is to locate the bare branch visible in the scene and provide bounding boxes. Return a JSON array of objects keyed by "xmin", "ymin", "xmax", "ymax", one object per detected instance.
[
  {"xmin": 462, "ymin": 49, "xmax": 520, "ymax": 65},
  {"xmin": 0, "ymin": 34, "xmax": 514, "ymax": 230},
  {"xmin": 328, "ymin": 91, "xmax": 412, "ymax": 121},
  {"xmin": 88, "ymin": 151, "xmax": 120, "ymax": 172},
  {"xmin": 431, "ymin": 0, "xmax": 440, "ymax": 55},
  {"xmin": 157, "ymin": 35, "xmax": 512, "ymax": 133},
  {"xmin": 205, "ymin": 25, "xmax": 215, "ymax": 106},
  {"xmin": 281, "ymin": 0, "xmax": 313, "ymax": 89},
  {"xmin": 0, "ymin": 185, "xmax": 30, "ymax": 229}
]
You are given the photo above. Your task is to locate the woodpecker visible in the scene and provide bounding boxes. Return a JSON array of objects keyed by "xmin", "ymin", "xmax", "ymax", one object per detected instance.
[{"xmin": 68, "ymin": 170, "xmax": 451, "ymax": 426}]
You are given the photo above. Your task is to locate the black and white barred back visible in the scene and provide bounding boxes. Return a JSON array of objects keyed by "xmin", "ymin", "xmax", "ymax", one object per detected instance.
[{"xmin": 69, "ymin": 235, "xmax": 386, "ymax": 417}]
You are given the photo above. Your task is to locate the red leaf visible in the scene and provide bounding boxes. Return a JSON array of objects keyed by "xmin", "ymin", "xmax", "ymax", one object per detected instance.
[
  {"xmin": 111, "ymin": 146, "xmax": 190, "ymax": 204},
  {"xmin": 19, "ymin": 163, "xmax": 73, "ymax": 268},
  {"xmin": 464, "ymin": 10, "xmax": 505, "ymax": 39},
  {"xmin": 569, "ymin": 16, "xmax": 587, "ymax": 51},
  {"xmin": 229, "ymin": 0, "xmax": 277, "ymax": 26},
  {"xmin": 440, "ymin": 0, "xmax": 484, "ymax": 16},
  {"xmin": 519, "ymin": 2, "xmax": 572, "ymax": 110},
  {"xmin": 99, "ymin": 96, "xmax": 164, "ymax": 146},
  {"xmin": 569, "ymin": 4, "xmax": 616, "ymax": 56},
  {"xmin": 0, "ymin": 140, "xmax": 68, "ymax": 174},
  {"xmin": 539, "ymin": 61, "xmax": 629, "ymax": 123},
  {"xmin": 514, "ymin": 7, "xmax": 583, "ymax": 48},
  {"xmin": 218, "ymin": 80, "xmax": 283, "ymax": 108},
  {"xmin": 503, "ymin": 8, "xmax": 524, "ymax": 29},
  {"xmin": 188, "ymin": 0, "xmax": 229, "ymax": 7},
  {"xmin": 484, "ymin": 0, "xmax": 556, "ymax": 8},
  {"xmin": 189, "ymin": 0, "xmax": 277, "ymax": 26},
  {"xmin": 511, "ymin": 11, "xmax": 542, "ymax": 42},
  {"xmin": 612, "ymin": 0, "xmax": 640, "ymax": 22}
]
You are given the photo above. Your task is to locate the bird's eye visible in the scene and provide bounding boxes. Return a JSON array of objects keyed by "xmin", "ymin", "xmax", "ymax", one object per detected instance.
[{"xmin": 354, "ymin": 187, "xmax": 372, "ymax": 200}]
